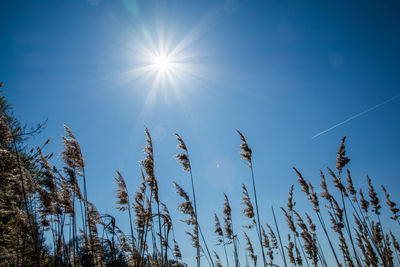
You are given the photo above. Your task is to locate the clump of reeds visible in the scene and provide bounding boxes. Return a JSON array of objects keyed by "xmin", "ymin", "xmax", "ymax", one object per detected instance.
[{"xmin": 2, "ymin": 80, "xmax": 400, "ymax": 267}]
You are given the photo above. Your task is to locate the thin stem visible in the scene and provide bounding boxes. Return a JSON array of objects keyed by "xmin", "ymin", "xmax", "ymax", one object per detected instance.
[
  {"xmin": 222, "ymin": 239, "xmax": 230, "ymax": 267},
  {"xmin": 156, "ymin": 202, "xmax": 164, "ymax": 266},
  {"xmin": 296, "ymin": 235, "xmax": 310, "ymax": 267},
  {"xmin": 82, "ymin": 169, "xmax": 95, "ymax": 258},
  {"xmin": 230, "ymin": 215, "xmax": 240, "ymax": 267},
  {"xmin": 340, "ymin": 192, "xmax": 362, "ymax": 267},
  {"xmin": 272, "ymin": 206, "xmax": 288, "ymax": 267},
  {"xmin": 234, "ymin": 236, "xmax": 240, "ymax": 267},
  {"xmin": 189, "ymin": 169, "xmax": 201, "ymax": 267},
  {"xmin": 316, "ymin": 212, "xmax": 341, "ymax": 266},
  {"xmin": 127, "ymin": 201, "xmax": 136, "ymax": 253},
  {"xmin": 198, "ymin": 223, "xmax": 215, "ymax": 267},
  {"xmin": 316, "ymin": 238, "xmax": 328, "ymax": 267}
]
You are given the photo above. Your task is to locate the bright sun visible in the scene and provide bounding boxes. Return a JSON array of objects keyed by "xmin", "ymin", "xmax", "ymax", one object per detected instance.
[{"xmin": 153, "ymin": 55, "xmax": 171, "ymax": 71}]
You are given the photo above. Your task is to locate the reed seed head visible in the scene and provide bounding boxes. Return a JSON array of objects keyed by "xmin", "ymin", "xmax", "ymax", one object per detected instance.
[
  {"xmin": 114, "ymin": 171, "xmax": 129, "ymax": 211},
  {"xmin": 237, "ymin": 130, "xmax": 252, "ymax": 166},
  {"xmin": 336, "ymin": 136, "xmax": 350, "ymax": 174}
]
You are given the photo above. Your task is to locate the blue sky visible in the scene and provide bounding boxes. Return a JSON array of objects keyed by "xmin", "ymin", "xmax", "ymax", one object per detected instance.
[{"xmin": 1, "ymin": 0, "xmax": 400, "ymax": 265}]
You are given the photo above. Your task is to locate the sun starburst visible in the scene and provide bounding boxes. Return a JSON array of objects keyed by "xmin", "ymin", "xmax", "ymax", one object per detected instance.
[{"xmin": 114, "ymin": 14, "xmax": 218, "ymax": 114}]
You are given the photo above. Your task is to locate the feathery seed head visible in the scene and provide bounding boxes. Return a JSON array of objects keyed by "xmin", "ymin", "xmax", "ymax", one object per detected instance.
[
  {"xmin": 328, "ymin": 167, "xmax": 347, "ymax": 196},
  {"xmin": 61, "ymin": 125, "xmax": 85, "ymax": 171},
  {"xmin": 281, "ymin": 207, "xmax": 296, "ymax": 233},
  {"xmin": 367, "ymin": 175, "xmax": 381, "ymax": 215},
  {"xmin": 381, "ymin": 185, "xmax": 399, "ymax": 221},
  {"xmin": 214, "ymin": 214, "xmax": 224, "ymax": 245},
  {"xmin": 223, "ymin": 193, "xmax": 234, "ymax": 239},
  {"xmin": 336, "ymin": 136, "xmax": 350, "ymax": 174},
  {"xmin": 173, "ymin": 239, "xmax": 182, "ymax": 260},
  {"xmin": 115, "ymin": 171, "xmax": 129, "ymax": 211},
  {"xmin": 174, "ymin": 133, "xmax": 191, "ymax": 172},
  {"xmin": 287, "ymin": 185, "xmax": 296, "ymax": 211},
  {"xmin": 244, "ymin": 232, "xmax": 257, "ymax": 266},
  {"xmin": 346, "ymin": 169, "xmax": 357, "ymax": 198},
  {"xmin": 214, "ymin": 251, "xmax": 223, "ymax": 267},
  {"xmin": 237, "ymin": 130, "xmax": 252, "ymax": 166},
  {"xmin": 359, "ymin": 189, "xmax": 369, "ymax": 214},
  {"xmin": 241, "ymin": 184, "xmax": 256, "ymax": 228},
  {"xmin": 174, "ymin": 133, "xmax": 188, "ymax": 152},
  {"xmin": 319, "ymin": 170, "xmax": 332, "ymax": 200}
]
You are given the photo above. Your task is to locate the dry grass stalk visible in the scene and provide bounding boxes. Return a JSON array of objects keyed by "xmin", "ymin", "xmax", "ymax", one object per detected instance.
[
  {"xmin": 214, "ymin": 213, "xmax": 230, "ymax": 267},
  {"xmin": 173, "ymin": 239, "xmax": 182, "ymax": 260},
  {"xmin": 115, "ymin": 171, "xmax": 129, "ymax": 211},
  {"xmin": 223, "ymin": 193, "xmax": 240, "ymax": 267},
  {"xmin": 173, "ymin": 182, "xmax": 199, "ymax": 251},
  {"xmin": 174, "ymin": 132, "xmax": 215, "ymax": 267},
  {"xmin": 241, "ymin": 183, "xmax": 256, "ymax": 229},
  {"xmin": 244, "ymin": 232, "xmax": 257, "ymax": 267},
  {"xmin": 381, "ymin": 186, "xmax": 399, "ymax": 222},
  {"xmin": 346, "ymin": 169, "xmax": 357, "ymax": 200},
  {"xmin": 214, "ymin": 214, "xmax": 224, "ymax": 245},
  {"xmin": 285, "ymin": 234, "xmax": 295, "ymax": 264},
  {"xmin": 367, "ymin": 175, "xmax": 381, "ymax": 216},
  {"xmin": 336, "ymin": 136, "xmax": 350, "ymax": 175},
  {"xmin": 214, "ymin": 251, "xmax": 223, "ymax": 267},
  {"xmin": 359, "ymin": 189, "xmax": 370, "ymax": 214}
]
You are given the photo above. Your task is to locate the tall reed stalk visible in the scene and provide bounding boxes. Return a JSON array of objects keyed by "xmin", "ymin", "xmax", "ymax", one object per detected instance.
[
  {"xmin": 237, "ymin": 130, "xmax": 266, "ymax": 266},
  {"xmin": 174, "ymin": 133, "xmax": 214, "ymax": 267}
]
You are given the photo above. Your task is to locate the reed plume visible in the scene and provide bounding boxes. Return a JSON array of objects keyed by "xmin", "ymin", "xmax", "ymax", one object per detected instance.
[
  {"xmin": 214, "ymin": 251, "xmax": 223, "ymax": 267},
  {"xmin": 241, "ymin": 183, "xmax": 256, "ymax": 229},
  {"xmin": 173, "ymin": 239, "xmax": 182, "ymax": 260},
  {"xmin": 336, "ymin": 136, "xmax": 350, "ymax": 175},
  {"xmin": 115, "ymin": 171, "xmax": 129, "ymax": 210},
  {"xmin": 367, "ymin": 175, "xmax": 381, "ymax": 216},
  {"xmin": 381, "ymin": 186, "xmax": 399, "ymax": 222},
  {"xmin": 244, "ymin": 232, "xmax": 257, "ymax": 267}
]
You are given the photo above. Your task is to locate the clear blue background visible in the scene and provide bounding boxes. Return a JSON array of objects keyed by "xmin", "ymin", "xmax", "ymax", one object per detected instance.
[{"xmin": 1, "ymin": 0, "xmax": 400, "ymax": 265}]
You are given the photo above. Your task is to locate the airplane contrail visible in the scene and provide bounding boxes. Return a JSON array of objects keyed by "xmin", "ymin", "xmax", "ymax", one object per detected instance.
[{"xmin": 311, "ymin": 93, "xmax": 400, "ymax": 139}]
